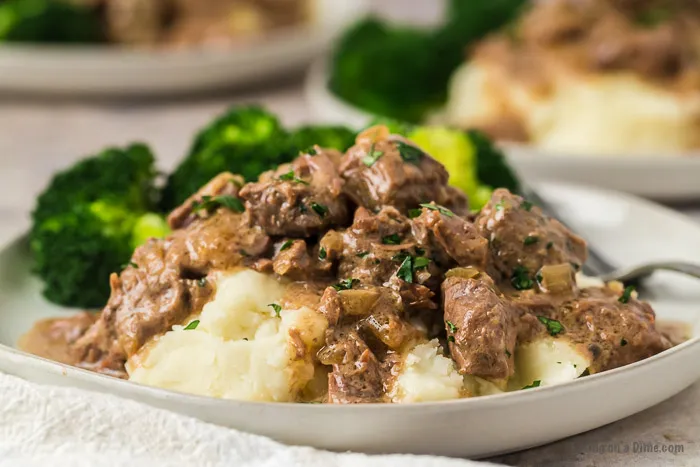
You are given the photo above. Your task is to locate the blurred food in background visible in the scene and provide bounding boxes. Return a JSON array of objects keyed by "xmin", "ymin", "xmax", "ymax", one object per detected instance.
[
  {"xmin": 329, "ymin": 0, "xmax": 700, "ymax": 156},
  {"xmin": 0, "ymin": 0, "xmax": 314, "ymax": 46},
  {"xmin": 446, "ymin": 0, "xmax": 700, "ymax": 155}
]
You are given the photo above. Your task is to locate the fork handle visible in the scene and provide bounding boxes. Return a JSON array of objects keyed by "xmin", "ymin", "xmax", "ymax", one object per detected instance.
[{"xmin": 601, "ymin": 261, "xmax": 700, "ymax": 283}]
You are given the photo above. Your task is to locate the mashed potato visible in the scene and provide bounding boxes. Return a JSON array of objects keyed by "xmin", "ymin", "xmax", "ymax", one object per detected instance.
[
  {"xmin": 445, "ymin": 61, "xmax": 700, "ymax": 155},
  {"xmin": 391, "ymin": 339, "xmax": 465, "ymax": 403},
  {"xmin": 127, "ymin": 269, "xmax": 327, "ymax": 402}
]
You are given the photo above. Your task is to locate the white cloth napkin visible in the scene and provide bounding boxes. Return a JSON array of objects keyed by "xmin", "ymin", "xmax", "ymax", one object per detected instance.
[{"xmin": 0, "ymin": 372, "xmax": 501, "ymax": 467}]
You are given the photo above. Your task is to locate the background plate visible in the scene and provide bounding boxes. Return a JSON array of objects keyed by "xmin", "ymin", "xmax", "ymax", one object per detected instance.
[
  {"xmin": 1, "ymin": 183, "xmax": 700, "ymax": 458},
  {"xmin": 0, "ymin": 0, "xmax": 368, "ymax": 97},
  {"xmin": 305, "ymin": 60, "xmax": 700, "ymax": 201}
]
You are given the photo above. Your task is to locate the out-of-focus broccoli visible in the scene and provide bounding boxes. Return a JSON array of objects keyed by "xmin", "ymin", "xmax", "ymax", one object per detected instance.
[
  {"xmin": 0, "ymin": 0, "xmax": 103, "ymax": 43},
  {"xmin": 30, "ymin": 143, "xmax": 169, "ymax": 308},
  {"xmin": 288, "ymin": 125, "xmax": 356, "ymax": 154},
  {"xmin": 467, "ymin": 129, "xmax": 521, "ymax": 195},
  {"xmin": 160, "ymin": 106, "xmax": 294, "ymax": 210},
  {"xmin": 329, "ymin": 2, "xmax": 527, "ymax": 123}
]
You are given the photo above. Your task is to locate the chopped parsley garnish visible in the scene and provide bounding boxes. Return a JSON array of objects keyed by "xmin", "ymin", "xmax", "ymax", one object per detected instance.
[
  {"xmin": 396, "ymin": 256, "xmax": 414, "ymax": 283},
  {"xmin": 619, "ymin": 286, "xmax": 635, "ymax": 304},
  {"xmin": 183, "ymin": 320, "xmax": 200, "ymax": 330},
  {"xmin": 310, "ymin": 202, "xmax": 328, "ymax": 217},
  {"xmin": 362, "ymin": 144, "xmax": 384, "ymax": 167},
  {"xmin": 332, "ymin": 278, "xmax": 357, "ymax": 291},
  {"xmin": 391, "ymin": 252, "xmax": 409, "ymax": 262},
  {"xmin": 447, "ymin": 335, "xmax": 455, "ymax": 343},
  {"xmin": 268, "ymin": 303, "xmax": 282, "ymax": 317},
  {"xmin": 538, "ymin": 316, "xmax": 564, "ymax": 336},
  {"xmin": 278, "ymin": 170, "xmax": 309, "ymax": 185},
  {"xmin": 243, "ymin": 338, "xmax": 249, "ymax": 341},
  {"xmin": 121, "ymin": 261, "xmax": 138, "ymax": 270},
  {"xmin": 521, "ymin": 200, "xmax": 534, "ymax": 211},
  {"xmin": 570, "ymin": 262, "xmax": 581, "ymax": 271},
  {"xmin": 419, "ymin": 203, "xmax": 454, "ymax": 218},
  {"xmin": 307, "ymin": 147, "xmax": 318, "ymax": 156},
  {"xmin": 621, "ymin": 338, "xmax": 628, "ymax": 347},
  {"xmin": 511, "ymin": 266, "xmax": 534, "ymax": 290},
  {"xmin": 382, "ymin": 234, "xmax": 401, "ymax": 245},
  {"xmin": 414, "ymin": 247, "xmax": 425, "ymax": 256},
  {"xmin": 495, "ymin": 201, "xmax": 505, "ymax": 211},
  {"xmin": 546, "ymin": 241, "xmax": 554, "ymax": 250},
  {"xmin": 356, "ymin": 251, "xmax": 370, "ymax": 258},
  {"xmin": 280, "ymin": 240, "xmax": 294, "ymax": 251},
  {"xmin": 239, "ymin": 249, "xmax": 249, "ymax": 257},
  {"xmin": 446, "ymin": 321, "xmax": 458, "ymax": 333},
  {"xmin": 395, "ymin": 141, "xmax": 423, "ymax": 164},
  {"xmin": 319, "ymin": 247, "xmax": 327, "ymax": 260},
  {"xmin": 408, "ymin": 208, "xmax": 423, "ymax": 219},
  {"xmin": 413, "ymin": 256, "xmax": 430, "ymax": 270},
  {"xmin": 523, "ymin": 236, "xmax": 539, "ymax": 246},
  {"xmin": 505, "ymin": 349, "xmax": 512, "ymax": 358},
  {"xmin": 197, "ymin": 277, "xmax": 207, "ymax": 287},
  {"xmin": 522, "ymin": 380, "xmax": 541, "ymax": 390},
  {"xmin": 192, "ymin": 195, "xmax": 245, "ymax": 214}
]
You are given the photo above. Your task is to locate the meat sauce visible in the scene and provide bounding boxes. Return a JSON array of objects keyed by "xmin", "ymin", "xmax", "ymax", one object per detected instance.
[{"xmin": 19, "ymin": 125, "xmax": 683, "ymax": 402}]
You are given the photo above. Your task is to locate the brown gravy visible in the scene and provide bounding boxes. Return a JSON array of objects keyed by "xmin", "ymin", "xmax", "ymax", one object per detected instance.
[{"xmin": 19, "ymin": 312, "xmax": 98, "ymax": 365}]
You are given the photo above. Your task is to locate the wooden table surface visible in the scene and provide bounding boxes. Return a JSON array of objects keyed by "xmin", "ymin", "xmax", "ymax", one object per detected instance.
[{"xmin": 0, "ymin": 1, "xmax": 699, "ymax": 466}]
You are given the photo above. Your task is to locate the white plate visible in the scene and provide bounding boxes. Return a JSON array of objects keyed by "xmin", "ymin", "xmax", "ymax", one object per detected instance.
[
  {"xmin": 1, "ymin": 183, "xmax": 700, "ymax": 458},
  {"xmin": 305, "ymin": 60, "xmax": 700, "ymax": 201},
  {"xmin": 0, "ymin": 1, "xmax": 368, "ymax": 97}
]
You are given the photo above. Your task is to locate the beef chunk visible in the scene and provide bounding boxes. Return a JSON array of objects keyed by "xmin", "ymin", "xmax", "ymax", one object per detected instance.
[
  {"xmin": 240, "ymin": 151, "xmax": 350, "ymax": 237},
  {"xmin": 272, "ymin": 239, "xmax": 313, "ymax": 280},
  {"xmin": 339, "ymin": 129, "xmax": 469, "ymax": 214},
  {"xmin": 72, "ymin": 209, "xmax": 269, "ymax": 376},
  {"xmin": 317, "ymin": 285, "xmax": 417, "ymax": 403},
  {"xmin": 168, "ymin": 172, "xmax": 244, "ymax": 230},
  {"xmin": 411, "ymin": 206, "xmax": 489, "ymax": 270},
  {"xmin": 442, "ymin": 271, "xmax": 519, "ymax": 382},
  {"xmin": 475, "ymin": 189, "xmax": 587, "ymax": 283}
]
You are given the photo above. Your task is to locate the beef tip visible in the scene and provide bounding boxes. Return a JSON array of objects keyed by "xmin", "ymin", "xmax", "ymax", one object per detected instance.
[
  {"xmin": 475, "ymin": 189, "xmax": 587, "ymax": 284},
  {"xmin": 239, "ymin": 151, "xmax": 350, "ymax": 237},
  {"xmin": 168, "ymin": 172, "xmax": 244, "ymax": 230},
  {"xmin": 411, "ymin": 206, "xmax": 489, "ymax": 270},
  {"xmin": 272, "ymin": 239, "xmax": 313, "ymax": 280},
  {"xmin": 339, "ymin": 125, "xmax": 469, "ymax": 214},
  {"xmin": 442, "ymin": 270, "xmax": 519, "ymax": 382},
  {"xmin": 317, "ymin": 285, "xmax": 418, "ymax": 403},
  {"xmin": 72, "ymin": 206, "xmax": 268, "ymax": 376},
  {"xmin": 553, "ymin": 286, "xmax": 672, "ymax": 373}
]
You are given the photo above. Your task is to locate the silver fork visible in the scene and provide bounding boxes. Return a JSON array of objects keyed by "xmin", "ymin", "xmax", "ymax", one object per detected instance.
[{"xmin": 521, "ymin": 185, "xmax": 700, "ymax": 286}]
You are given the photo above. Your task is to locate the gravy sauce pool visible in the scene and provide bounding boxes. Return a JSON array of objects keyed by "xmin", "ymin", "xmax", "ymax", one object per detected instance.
[{"xmin": 19, "ymin": 312, "xmax": 98, "ymax": 366}]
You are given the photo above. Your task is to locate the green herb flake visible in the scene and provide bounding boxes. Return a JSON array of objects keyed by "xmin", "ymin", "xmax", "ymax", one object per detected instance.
[
  {"xmin": 243, "ymin": 337, "xmax": 249, "ymax": 341},
  {"xmin": 192, "ymin": 195, "xmax": 245, "ymax": 214},
  {"xmin": 307, "ymin": 147, "xmax": 318, "ymax": 156},
  {"xmin": 382, "ymin": 234, "xmax": 402, "ymax": 245},
  {"xmin": 521, "ymin": 200, "xmax": 534, "ymax": 211},
  {"xmin": 356, "ymin": 251, "xmax": 370, "ymax": 258},
  {"xmin": 495, "ymin": 201, "xmax": 505, "ymax": 211},
  {"xmin": 621, "ymin": 338, "xmax": 628, "ymax": 347},
  {"xmin": 538, "ymin": 316, "xmax": 564, "ymax": 336},
  {"xmin": 395, "ymin": 141, "xmax": 424, "ymax": 165},
  {"xmin": 239, "ymin": 249, "xmax": 249, "ymax": 257},
  {"xmin": 332, "ymin": 278, "xmax": 357, "ymax": 291},
  {"xmin": 446, "ymin": 320, "xmax": 458, "ymax": 333},
  {"xmin": 278, "ymin": 170, "xmax": 309, "ymax": 185},
  {"xmin": 362, "ymin": 144, "xmax": 384, "ymax": 167},
  {"xmin": 546, "ymin": 241, "xmax": 554, "ymax": 250},
  {"xmin": 413, "ymin": 256, "xmax": 430, "ymax": 270},
  {"xmin": 448, "ymin": 335, "xmax": 455, "ymax": 343},
  {"xmin": 523, "ymin": 236, "xmax": 539, "ymax": 246},
  {"xmin": 511, "ymin": 266, "xmax": 534, "ymax": 290},
  {"xmin": 505, "ymin": 349, "xmax": 512, "ymax": 358},
  {"xmin": 197, "ymin": 277, "xmax": 207, "ymax": 287},
  {"xmin": 396, "ymin": 256, "xmax": 413, "ymax": 283},
  {"xmin": 414, "ymin": 247, "xmax": 425, "ymax": 256},
  {"xmin": 268, "ymin": 303, "xmax": 282, "ymax": 318},
  {"xmin": 408, "ymin": 208, "xmax": 423, "ymax": 219},
  {"xmin": 280, "ymin": 240, "xmax": 294, "ymax": 252},
  {"xmin": 121, "ymin": 261, "xmax": 138, "ymax": 270},
  {"xmin": 419, "ymin": 203, "xmax": 454, "ymax": 218},
  {"xmin": 310, "ymin": 202, "xmax": 328, "ymax": 217},
  {"xmin": 619, "ymin": 286, "xmax": 635, "ymax": 304},
  {"xmin": 319, "ymin": 247, "xmax": 327, "ymax": 260},
  {"xmin": 184, "ymin": 320, "xmax": 200, "ymax": 330},
  {"xmin": 522, "ymin": 380, "xmax": 541, "ymax": 390}
]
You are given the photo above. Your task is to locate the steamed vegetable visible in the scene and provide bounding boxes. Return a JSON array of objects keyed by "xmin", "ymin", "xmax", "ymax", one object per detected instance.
[
  {"xmin": 288, "ymin": 125, "xmax": 356, "ymax": 155},
  {"xmin": 0, "ymin": 0, "xmax": 102, "ymax": 43},
  {"xmin": 329, "ymin": 0, "xmax": 527, "ymax": 122},
  {"xmin": 30, "ymin": 144, "xmax": 169, "ymax": 308}
]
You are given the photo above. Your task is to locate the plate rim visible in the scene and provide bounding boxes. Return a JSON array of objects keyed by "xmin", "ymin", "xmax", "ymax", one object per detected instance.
[{"xmin": 3, "ymin": 181, "xmax": 700, "ymax": 410}]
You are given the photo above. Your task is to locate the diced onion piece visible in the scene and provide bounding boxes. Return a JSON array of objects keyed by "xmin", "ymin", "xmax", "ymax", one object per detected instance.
[
  {"xmin": 338, "ymin": 289, "xmax": 380, "ymax": 317},
  {"xmin": 356, "ymin": 125, "xmax": 391, "ymax": 145},
  {"xmin": 445, "ymin": 267, "xmax": 481, "ymax": 280},
  {"xmin": 539, "ymin": 263, "xmax": 576, "ymax": 294}
]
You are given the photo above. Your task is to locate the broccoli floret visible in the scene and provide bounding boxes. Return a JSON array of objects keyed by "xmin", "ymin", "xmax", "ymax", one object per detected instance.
[
  {"xmin": 288, "ymin": 125, "xmax": 357, "ymax": 153},
  {"xmin": 0, "ymin": 0, "xmax": 103, "ymax": 43},
  {"xmin": 329, "ymin": 18, "xmax": 443, "ymax": 123},
  {"xmin": 30, "ymin": 144, "xmax": 168, "ymax": 308},
  {"xmin": 161, "ymin": 106, "xmax": 294, "ymax": 210},
  {"xmin": 467, "ymin": 129, "xmax": 521, "ymax": 195}
]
